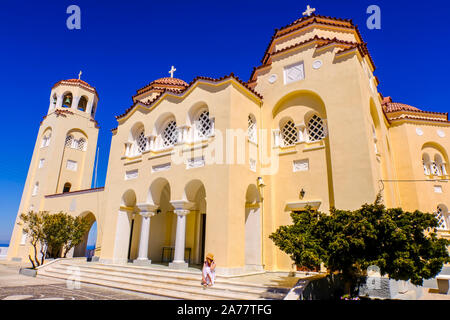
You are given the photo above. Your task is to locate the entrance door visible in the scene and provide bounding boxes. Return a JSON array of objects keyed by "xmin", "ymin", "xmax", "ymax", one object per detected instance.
[
  {"xmin": 127, "ymin": 218, "xmax": 135, "ymax": 261},
  {"xmin": 200, "ymin": 214, "xmax": 206, "ymax": 263}
]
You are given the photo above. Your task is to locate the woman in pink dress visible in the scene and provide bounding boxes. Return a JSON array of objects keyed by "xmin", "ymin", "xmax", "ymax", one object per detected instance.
[{"xmin": 201, "ymin": 253, "xmax": 216, "ymax": 287}]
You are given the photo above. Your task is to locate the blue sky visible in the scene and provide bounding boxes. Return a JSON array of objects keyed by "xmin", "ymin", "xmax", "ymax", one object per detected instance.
[{"xmin": 0, "ymin": 0, "xmax": 449, "ymax": 243}]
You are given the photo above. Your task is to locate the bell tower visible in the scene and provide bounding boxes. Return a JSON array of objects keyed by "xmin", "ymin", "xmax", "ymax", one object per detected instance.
[{"xmin": 7, "ymin": 77, "xmax": 100, "ymax": 261}]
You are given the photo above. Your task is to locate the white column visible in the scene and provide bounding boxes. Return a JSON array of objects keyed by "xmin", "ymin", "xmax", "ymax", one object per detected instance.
[
  {"xmin": 210, "ymin": 117, "xmax": 215, "ymax": 136},
  {"xmin": 86, "ymin": 99, "xmax": 94, "ymax": 115},
  {"xmin": 55, "ymin": 94, "xmax": 63, "ymax": 109},
  {"xmin": 111, "ymin": 208, "xmax": 134, "ymax": 264},
  {"xmin": 134, "ymin": 212, "xmax": 154, "ymax": 265},
  {"xmin": 72, "ymin": 96, "xmax": 81, "ymax": 111},
  {"xmin": 124, "ymin": 142, "xmax": 132, "ymax": 157},
  {"xmin": 296, "ymin": 124, "xmax": 305, "ymax": 142},
  {"xmin": 149, "ymin": 136, "xmax": 155, "ymax": 151},
  {"xmin": 273, "ymin": 129, "xmax": 280, "ymax": 148},
  {"xmin": 169, "ymin": 209, "xmax": 190, "ymax": 269}
]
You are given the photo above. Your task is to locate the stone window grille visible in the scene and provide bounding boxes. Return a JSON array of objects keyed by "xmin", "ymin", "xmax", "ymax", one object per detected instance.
[
  {"xmin": 248, "ymin": 115, "xmax": 257, "ymax": 143},
  {"xmin": 162, "ymin": 120, "xmax": 178, "ymax": 147},
  {"xmin": 307, "ymin": 115, "xmax": 326, "ymax": 142},
  {"xmin": 65, "ymin": 135, "xmax": 74, "ymax": 148},
  {"xmin": 435, "ymin": 206, "xmax": 448, "ymax": 230},
  {"xmin": 431, "ymin": 162, "xmax": 442, "ymax": 176},
  {"xmin": 77, "ymin": 138, "xmax": 86, "ymax": 151},
  {"xmin": 196, "ymin": 111, "xmax": 212, "ymax": 139},
  {"xmin": 137, "ymin": 129, "xmax": 147, "ymax": 153},
  {"xmin": 281, "ymin": 120, "xmax": 298, "ymax": 146}
]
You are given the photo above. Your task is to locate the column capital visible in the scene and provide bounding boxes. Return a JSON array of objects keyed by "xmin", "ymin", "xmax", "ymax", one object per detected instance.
[
  {"xmin": 170, "ymin": 200, "xmax": 195, "ymax": 211},
  {"xmin": 174, "ymin": 209, "xmax": 190, "ymax": 216},
  {"xmin": 136, "ymin": 203, "xmax": 158, "ymax": 216}
]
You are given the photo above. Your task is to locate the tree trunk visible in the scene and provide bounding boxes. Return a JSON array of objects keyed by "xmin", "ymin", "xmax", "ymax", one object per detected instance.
[
  {"xmin": 344, "ymin": 281, "xmax": 352, "ymax": 295},
  {"xmin": 28, "ymin": 255, "xmax": 36, "ymax": 269},
  {"xmin": 39, "ymin": 246, "xmax": 45, "ymax": 265},
  {"xmin": 32, "ymin": 240, "xmax": 40, "ymax": 267}
]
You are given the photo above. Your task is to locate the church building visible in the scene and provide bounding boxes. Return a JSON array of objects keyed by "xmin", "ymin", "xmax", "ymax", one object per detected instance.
[{"xmin": 7, "ymin": 9, "xmax": 450, "ymax": 275}]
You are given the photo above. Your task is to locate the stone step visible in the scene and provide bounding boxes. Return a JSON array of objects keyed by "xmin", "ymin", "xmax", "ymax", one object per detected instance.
[
  {"xmin": 55, "ymin": 262, "xmax": 288, "ymax": 294},
  {"xmin": 39, "ymin": 267, "xmax": 275, "ymax": 300},
  {"xmin": 38, "ymin": 269, "xmax": 215, "ymax": 300},
  {"xmin": 39, "ymin": 269, "xmax": 257, "ymax": 300},
  {"xmin": 48, "ymin": 264, "xmax": 286, "ymax": 299}
]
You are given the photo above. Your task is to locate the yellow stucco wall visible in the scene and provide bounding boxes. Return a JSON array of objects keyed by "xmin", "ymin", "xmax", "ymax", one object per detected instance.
[{"xmin": 8, "ymin": 16, "xmax": 450, "ymax": 273}]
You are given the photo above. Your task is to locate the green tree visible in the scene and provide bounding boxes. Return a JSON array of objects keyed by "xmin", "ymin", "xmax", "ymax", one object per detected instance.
[
  {"xmin": 62, "ymin": 215, "xmax": 90, "ymax": 258},
  {"xmin": 19, "ymin": 211, "xmax": 91, "ymax": 267},
  {"xmin": 43, "ymin": 212, "xmax": 71, "ymax": 258},
  {"xmin": 270, "ymin": 197, "xmax": 450, "ymax": 296},
  {"xmin": 18, "ymin": 211, "xmax": 46, "ymax": 268}
]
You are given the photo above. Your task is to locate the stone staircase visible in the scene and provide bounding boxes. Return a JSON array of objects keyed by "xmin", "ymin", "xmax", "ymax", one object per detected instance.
[{"xmin": 37, "ymin": 260, "xmax": 291, "ymax": 300}]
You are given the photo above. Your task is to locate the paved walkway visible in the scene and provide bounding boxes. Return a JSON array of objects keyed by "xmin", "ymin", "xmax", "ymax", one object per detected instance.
[
  {"xmin": 419, "ymin": 289, "xmax": 450, "ymax": 300},
  {"xmin": 0, "ymin": 261, "xmax": 174, "ymax": 300},
  {"xmin": 2, "ymin": 260, "xmax": 448, "ymax": 300}
]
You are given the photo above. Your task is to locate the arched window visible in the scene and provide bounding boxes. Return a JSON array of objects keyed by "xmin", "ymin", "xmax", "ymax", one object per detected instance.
[
  {"xmin": 372, "ymin": 125, "xmax": 378, "ymax": 154},
  {"xmin": 65, "ymin": 134, "xmax": 87, "ymax": 151},
  {"xmin": 435, "ymin": 154, "xmax": 446, "ymax": 176},
  {"xmin": 63, "ymin": 183, "xmax": 71, "ymax": 193},
  {"xmin": 195, "ymin": 110, "xmax": 212, "ymax": 138},
  {"xmin": 162, "ymin": 120, "xmax": 178, "ymax": 147},
  {"xmin": 421, "ymin": 144, "xmax": 448, "ymax": 178},
  {"xmin": 32, "ymin": 182, "xmax": 39, "ymax": 196},
  {"xmin": 62, "ymin": 92, "xmax": 73, "ymax": 108},
  {"xmin": 51, "ymin": 94, "xmax": 57, "ymax": 109},
  {"xmin": 248, "ymin": 114, "xmax": 257, "ymax": 143},
  {"xmin": 422, "ymin": 153, "xmax": 431, "ymax": 175},
  {"xmin": 281, "ymin": 120, "xmax": 298, "ymax": 146},
  {"xmin": 77, "ymin": 138, "xmax": 86, "ymax": 151},
  {"xmin": 307, "ymin": 114, "xmax": 326, "ymax": 142},
  {"xmin": 65, "ymin": 135, "xmax": 74, "ymax": 148},
  {"xmin": 435, "ymin": 205, "xmax": 448, "ymax": 230},
  {"xmin": 136, "ymin": 128, "xmax": 147, "ymax": 153},
  {"xmin": 78, "ymin": 96, "xmax": 88, "ymax": 112},
  {"xmin": 91, "ymin": 102, "xmax": 97, "ymax": 117},
  {"xmin": 41, "ymin": 132, "xmax": 52, "ymax": 148}
]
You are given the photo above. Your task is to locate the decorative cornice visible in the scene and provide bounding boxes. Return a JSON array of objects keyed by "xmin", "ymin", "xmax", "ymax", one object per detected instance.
[
  {"xmin": 45, "ymin": 187, "xmax": 104, "ymax": 198},
  {"xmin": 249, "ymin": 14, "xmax": 375, "ymax": 83},
  {"xmin": 115, "ymin": 73, "xmax": 263, "ymax": 121},
  {"xmin": 52, "ymin": 79, "xmax": 99, "ymax": 97}
]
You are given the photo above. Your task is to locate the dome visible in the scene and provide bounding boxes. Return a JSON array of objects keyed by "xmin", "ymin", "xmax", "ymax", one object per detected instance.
[
  {"xmin": 135, "ymin": 77, "xmax": 188, "ymax": 96},
  {"xmin": 382, "ymin": 97, "xmax": 421, "ymax": 113},
  {"xmin": 53, "ymin": 78, "xmax": 95, "ymax": 89},
  {"xmin": 52, "ymin": 79, "xmax": 98, "ymax": 96},
  {"xmin": 152, "ymin": 77, "xmax": 188, "ymax": 87}
]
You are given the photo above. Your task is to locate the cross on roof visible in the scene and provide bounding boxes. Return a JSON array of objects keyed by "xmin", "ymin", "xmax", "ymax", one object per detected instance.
[
  {"xmin": 78, "ymin": 70, "xmax": 82, "ymax": 80},
  {"xmin": 303, "ymin": 5, "xmax": 316, "ymax": 17},
  {"xmin": 169, "ymin": 65, "xmax": 176, "ymax": 78}
]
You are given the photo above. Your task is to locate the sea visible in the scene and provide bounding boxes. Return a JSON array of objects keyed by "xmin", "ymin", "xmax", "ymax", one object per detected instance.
[{"xmin": 0, "ymin": 243, "xmax": 95, "ymax": 249}]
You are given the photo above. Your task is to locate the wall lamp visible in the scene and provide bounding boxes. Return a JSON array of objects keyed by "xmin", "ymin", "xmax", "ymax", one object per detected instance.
[
  {"xmin": 299, "ymin": 188, "xmax": 306, "ymax": 199},
  {"xmin": 257, "ymin": 177, "xmax": 266, "ymax": 188}
]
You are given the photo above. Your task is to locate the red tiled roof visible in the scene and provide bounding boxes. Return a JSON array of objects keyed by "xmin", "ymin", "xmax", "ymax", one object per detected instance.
[
  {"xmin": 249, "ymin": 14, "xmax": 375, "ymax": 83},
  {"xmin": 52, "ymin": 79, "xmax": 99, "ymax": 96},
  {"xmin": 116, "ymin": 73, "xmax": 263, "ymax": 121},
  {"xmin": 381, "ymin": 96, "xmax": 449, "ymax": 123},
  {"xmin": 134, "ymin": 77, "xmax": 189, "ymax": 99},
  {"xmin": 153, "ymin": 77, "xmax": 188, "ymax": 87},
  {"xmin": 382, "ymin": 97, "xmax": 421, "ymax": 113}
]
